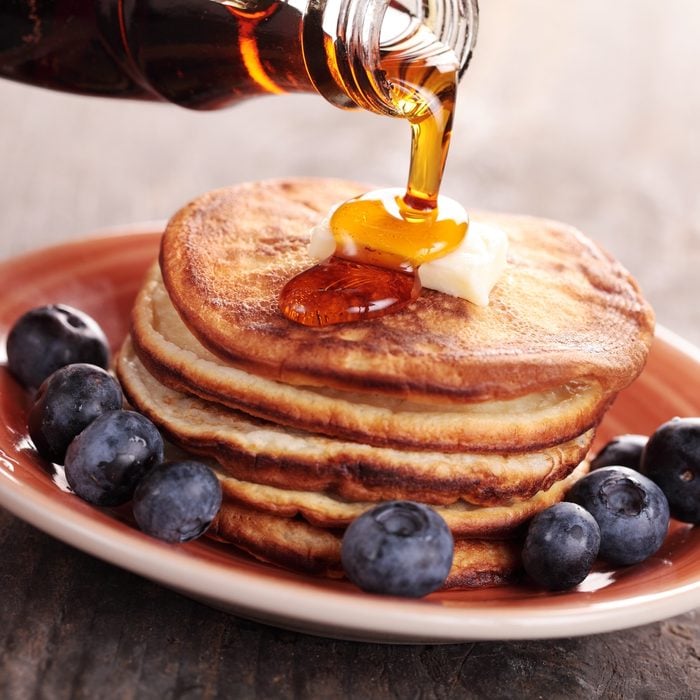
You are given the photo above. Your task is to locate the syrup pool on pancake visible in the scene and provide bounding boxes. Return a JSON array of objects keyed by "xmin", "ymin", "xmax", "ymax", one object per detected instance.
[{"xmin": 279, "ymin": 23, "xmax": 469, "ymax": 326}]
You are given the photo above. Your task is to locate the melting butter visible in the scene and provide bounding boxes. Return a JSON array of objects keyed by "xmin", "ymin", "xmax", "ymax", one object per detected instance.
[{"xmin": 308, "ymin": 199, "xmax": 508, "ymax": 307}]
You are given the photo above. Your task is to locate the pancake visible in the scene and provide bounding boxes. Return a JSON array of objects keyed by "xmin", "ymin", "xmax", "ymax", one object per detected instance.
[
  {"xmin": 159, "ymin": 178, "xmax": 654, "ymax": 405},
  {"xmin": 208, "ymin": 502, "xmax": 523, "ymax": 589},
  {"xmin": 215, "ymin": 461, "xmax": 588, "ymax": 537},
  {"xmin": 118, "ymin": 340, "xmax": 594, "ymax": 506},
  {"xmin": 130, "ymin": 265, "xmax": 608, "ymax": 453}
]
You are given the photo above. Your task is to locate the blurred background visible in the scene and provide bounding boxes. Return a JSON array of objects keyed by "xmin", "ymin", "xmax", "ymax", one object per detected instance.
[{"xmin": 0, "ymin": 0, "xmax": 698, "ymax": 342}]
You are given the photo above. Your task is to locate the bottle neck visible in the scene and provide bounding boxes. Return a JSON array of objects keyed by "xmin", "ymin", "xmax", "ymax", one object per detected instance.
[{"xmin": 300, "ymin": 0, "xmax": 479, "ymax": 115}]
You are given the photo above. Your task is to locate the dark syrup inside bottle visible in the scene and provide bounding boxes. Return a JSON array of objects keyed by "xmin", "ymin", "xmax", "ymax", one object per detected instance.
[{"xmin": 0, "ymin": 0, "xmax": 312, "ymax": 107}]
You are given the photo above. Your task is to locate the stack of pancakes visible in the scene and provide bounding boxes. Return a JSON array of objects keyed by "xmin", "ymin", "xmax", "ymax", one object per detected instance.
[{"xmin": 117, "ymin": 179, "xmax": 655, "ymax": 589}]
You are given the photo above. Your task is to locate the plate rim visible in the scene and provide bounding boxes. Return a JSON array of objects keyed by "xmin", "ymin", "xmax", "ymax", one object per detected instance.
[{"xmin": 0, "ymin": 234, "xmax": 698, "ymax": 643}]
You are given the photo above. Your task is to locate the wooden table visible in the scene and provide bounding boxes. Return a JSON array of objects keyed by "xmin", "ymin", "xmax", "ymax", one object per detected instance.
[{"xmin": 1, "ymin": 1, "xmax": 698, "ymax": 697}]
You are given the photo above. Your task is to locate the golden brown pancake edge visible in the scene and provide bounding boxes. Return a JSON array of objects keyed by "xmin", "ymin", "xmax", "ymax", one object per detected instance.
[
  {"xmin": 214, "ymin": 461, "xmax": 589, "ymax": 538},
  {"xmin": 117, "ymin": 340, "xmax": 595, "ymax": 507}
]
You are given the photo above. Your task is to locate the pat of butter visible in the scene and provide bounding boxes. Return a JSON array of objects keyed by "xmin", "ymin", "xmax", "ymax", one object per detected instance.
[
  {"xmin": 308, "ymin": 213, "xmax": 508, "ymax": 306},
  {"xmin": 418, "ymin": 221, "xmax": 509, "ymax": 306}
]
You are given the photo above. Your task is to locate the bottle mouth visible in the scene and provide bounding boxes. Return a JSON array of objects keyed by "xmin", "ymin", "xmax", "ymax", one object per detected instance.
[
  {"xmin": 378, "ymin": 0, "xmax": 479, "ymax": 78},
  {"xmin": 306, "ymin": 0, "xmax": 479, "ymax": 114}
]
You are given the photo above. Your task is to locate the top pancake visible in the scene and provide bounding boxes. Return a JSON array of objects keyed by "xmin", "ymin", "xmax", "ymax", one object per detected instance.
[{"xmin": 160, "ymin": 178, "xmax": 654, "ymax": 403}]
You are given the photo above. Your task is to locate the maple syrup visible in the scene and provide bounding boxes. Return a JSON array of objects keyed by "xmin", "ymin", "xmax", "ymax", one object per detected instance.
[
  {"xmin": 0, "ymin": 0, "xmax": 478, "ymax": 325},
  {"xmin": 279, "ymin": 24, "xmax": 469, "ymax": 326},
  {"xmin": 281, "ymin": 257, "xmax": 422, "ymax": 326}
]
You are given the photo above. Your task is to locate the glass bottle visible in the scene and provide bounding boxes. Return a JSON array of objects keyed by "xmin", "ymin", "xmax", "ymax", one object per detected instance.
[{"xmin": 0, "ymin": 0, "xmax": 478, "ymax": 115}]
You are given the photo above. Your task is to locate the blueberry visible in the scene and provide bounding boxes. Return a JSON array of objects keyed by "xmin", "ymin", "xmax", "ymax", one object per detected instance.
[
  {"xmin": 64, "ymin": 410, "xmax": 164, "ymax": 506},
  {"xmin": 567, "ymin": 466, "xmax": 669, "ymax": 566},
  {"xmin": 522, "ymin": 503, "xmax": 600, "ymax": 591},
  {"xmin": 28, "ymin": 364, "xmax": 123, "ymax": 464},
  {"xmin": 590, "ymin": 434, "xmax": 648, "ymax": 471},
  {"xmin": 133, "ymin": 461, "xmax": 222, "ymax": 543},
  {"xmin": 341, "ymin": 501, "xmax": 454, "ymax": 597},
  {"xmin": 6, "ymin": 304, "xmax": 110, "ymax": 390},
  {"xmin": 641, "ymin": 417, "xmax": 700, "ymax": 524}
]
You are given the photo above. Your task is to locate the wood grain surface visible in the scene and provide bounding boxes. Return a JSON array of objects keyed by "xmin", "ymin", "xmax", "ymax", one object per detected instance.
[{"xmin": 1, "ymin": 1, "xmax": 699, "ymax": 698}]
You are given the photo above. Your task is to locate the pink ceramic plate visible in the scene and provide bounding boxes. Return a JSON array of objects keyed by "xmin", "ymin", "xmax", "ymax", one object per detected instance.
[{"xmin": 0, "ymin": 228, "xmax": 698, "ymax": 643}]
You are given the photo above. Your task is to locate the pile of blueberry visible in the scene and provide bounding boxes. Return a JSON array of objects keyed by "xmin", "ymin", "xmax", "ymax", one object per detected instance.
[
  {"xmin": 6, "ymin": 304, "xmax": 222, "ymax": 543},
  {"xmin": 522, "ymin": 425, "xmax": 700, "ymax": 591}
]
